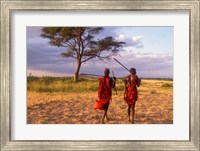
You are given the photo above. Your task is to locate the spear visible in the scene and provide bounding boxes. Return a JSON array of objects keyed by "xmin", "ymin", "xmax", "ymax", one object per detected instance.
[
  {"xmin": 111, "ymin": 65, "xmax": 118, "ymax": 95},
  {"xmin": 79, "ymin": 73, "xmax": 103, "ymax": 77},
  {"xmin": 113, "ymin": 58, "xmax": 130, "ymax": 73}
]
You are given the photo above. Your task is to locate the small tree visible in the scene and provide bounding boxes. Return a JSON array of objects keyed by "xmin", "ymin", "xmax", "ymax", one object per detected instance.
[{"xmin": 41, "ymin": 27, "xmax": 125, "ymax": 82}]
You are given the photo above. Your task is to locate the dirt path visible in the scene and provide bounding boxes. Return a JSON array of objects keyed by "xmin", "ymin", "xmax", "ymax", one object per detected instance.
[{"xmin": 27, "ymin": 91, "xmax": 173, "ymax": 124}]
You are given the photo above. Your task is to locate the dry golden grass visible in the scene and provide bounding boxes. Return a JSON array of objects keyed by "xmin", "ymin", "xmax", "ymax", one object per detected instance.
[{"xmin": 27, "ymin": 79, "xmax": 173, "ymax": 124}]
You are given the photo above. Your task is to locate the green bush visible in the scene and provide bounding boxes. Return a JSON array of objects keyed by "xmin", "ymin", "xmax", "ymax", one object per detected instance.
[
  {"xmin": 150, "ymin": 90, "xmax": 157, "ymax": 94},
  {"xmin": 161, "ymin": 83, "xmax": 173, "ymax": 88}
]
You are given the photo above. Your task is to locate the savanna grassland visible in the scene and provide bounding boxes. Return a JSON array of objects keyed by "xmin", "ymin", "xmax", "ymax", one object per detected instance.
[{"xmin": 27, "ymin": 77, "xmax": 173, "ymax": 124}]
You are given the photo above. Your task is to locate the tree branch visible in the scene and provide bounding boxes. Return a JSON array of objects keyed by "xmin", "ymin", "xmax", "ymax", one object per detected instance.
[{"xmin": 81, "ymin": 56, "xmax": 96, "ymax": 63}]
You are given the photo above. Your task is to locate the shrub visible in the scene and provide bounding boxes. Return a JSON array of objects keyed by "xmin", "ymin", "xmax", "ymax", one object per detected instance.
[
  {"xmin": 150, "ymin": 90, "xmax": 157, "ymax": 94},
  {"xmin": 161, "ymin": 83, "xmax": 173, "ymax": 88}
]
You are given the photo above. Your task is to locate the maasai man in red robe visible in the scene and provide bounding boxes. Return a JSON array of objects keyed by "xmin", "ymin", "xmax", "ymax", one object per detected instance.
[
  {"xmin": 94, "ymin": 68, "xmax": 116, "ymax": 124},
  {"xmin": 124, "ymin": 68, "xmax": 141, "ymax": 124}
]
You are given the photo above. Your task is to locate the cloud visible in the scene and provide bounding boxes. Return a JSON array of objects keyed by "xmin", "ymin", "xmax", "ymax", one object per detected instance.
[
  {"xmin": 27, "ymin": 27, "xmax": 172, "ymax": 78},
  {"xmin": 96, "ymin": 50, "xmax": 173, "ymax": 78},
  {"xmin": 27, "ymin": 51, "xmax": 173, "ymax": 78},
  {"xmin": 27, "ymin": 69, "xmax": 67, "ymax": 77},
  {"xmin": 116, "ymin": 35, "xmax": 144, "ymax": 48},
  {"xmin": 74, "ymin": 51, "xmax": 173, "ymax": 78},
  {"xmin": 132, "ymin": 35, "xmax": 143, "ymax": 43}
]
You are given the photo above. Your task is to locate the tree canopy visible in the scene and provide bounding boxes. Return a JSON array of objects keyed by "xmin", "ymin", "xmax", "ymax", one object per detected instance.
[{"xmin": 41, "ymin": 27, "xmax": 125, "ymax": 82}]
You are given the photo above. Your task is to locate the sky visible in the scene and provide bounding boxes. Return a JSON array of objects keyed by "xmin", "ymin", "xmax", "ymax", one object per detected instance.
[{"xmin": 27, "ymin": 26, "xmax": 173, "ymax": 78}]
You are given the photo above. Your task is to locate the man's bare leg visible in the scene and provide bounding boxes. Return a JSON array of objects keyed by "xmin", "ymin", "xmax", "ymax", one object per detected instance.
[
  {"xmin": 128, "ymin": 105, "xmax": 131, "ymax": 122},
  {"xmin": 101, "ymin": 110, "xmax": 107, "ymax": 124},
  {"xmin": 131, "ymin": 103, "xmax": 136, "ymax": 124},
  {"xmin": 105, "ymin": 104, "xmax": 109, "ymax": 121},
  {"xmin": 102, "ymin": 106, "xmax": 108, "ymax": 124}
]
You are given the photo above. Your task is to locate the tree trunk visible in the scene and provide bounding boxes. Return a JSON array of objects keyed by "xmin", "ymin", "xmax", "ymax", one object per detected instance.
[{"xmin": 74, "ymin": 60, "xmax": 81, "ymax": 82}]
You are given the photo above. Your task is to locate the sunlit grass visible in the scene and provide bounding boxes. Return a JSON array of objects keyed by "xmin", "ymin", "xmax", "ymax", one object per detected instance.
[
  {"xmin": 27, "ymin": 77, "xmax": 173, "ymax": 124},
  {"xmin": 27, "ymin": 76, "xmax": 99, "ymax": 93},
  {"xmin": 27, "ymin": 76, "xmax": 173, "ymax": 94}
]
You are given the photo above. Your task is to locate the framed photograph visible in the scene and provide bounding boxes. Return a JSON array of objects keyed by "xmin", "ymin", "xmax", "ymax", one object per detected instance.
[{"xmin": 1, "ymin": 0, "xmax": 199, "ymax": 150}]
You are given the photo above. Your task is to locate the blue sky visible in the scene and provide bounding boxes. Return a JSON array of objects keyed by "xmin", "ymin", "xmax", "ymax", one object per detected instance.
[{"xmin": 27, "ymin": 26, "xmax": 173, "ymax": 78}]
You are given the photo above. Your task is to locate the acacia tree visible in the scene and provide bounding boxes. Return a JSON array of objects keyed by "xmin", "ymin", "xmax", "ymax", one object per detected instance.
[{"xmin": 41, "ymin": 27, "xmax": 125, "ymax": 82}]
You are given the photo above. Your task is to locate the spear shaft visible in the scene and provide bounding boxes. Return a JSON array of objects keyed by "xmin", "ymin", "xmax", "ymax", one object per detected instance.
[
  {"xmin": 114, "ymin": 58, "xmax": 130, "ymax": 73},
  {"xmin": 80, "ymin": 73, "xmax": 103, "ymax": 77},
  {"xmin": 111, "ymin": 66, "xmax": 118, "ymax": 95}
]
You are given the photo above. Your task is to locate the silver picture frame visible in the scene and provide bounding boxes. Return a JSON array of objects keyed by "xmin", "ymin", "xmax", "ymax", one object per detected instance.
[{"xmin": 0, "ymin": 0, "xmax": 199, "ymax": 150}]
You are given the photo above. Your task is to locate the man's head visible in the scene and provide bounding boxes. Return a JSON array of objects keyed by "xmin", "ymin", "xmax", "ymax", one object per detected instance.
[
  {"xmin": 104, "ymin": 68, "xmax": 110, "ymax": 76},
  {"xmin": 130, "ymin": 68, "xmax": 136, "ymax": 74}
]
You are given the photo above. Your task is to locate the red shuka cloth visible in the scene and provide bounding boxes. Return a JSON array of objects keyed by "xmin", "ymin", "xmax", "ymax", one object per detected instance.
[
  {"xmin": 94, "ymin": 77, "xmax": 112, "ymax": 110},
  {"xmin": 124, "ymin": 75, "xmax": 138, "ymax": 105}
]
